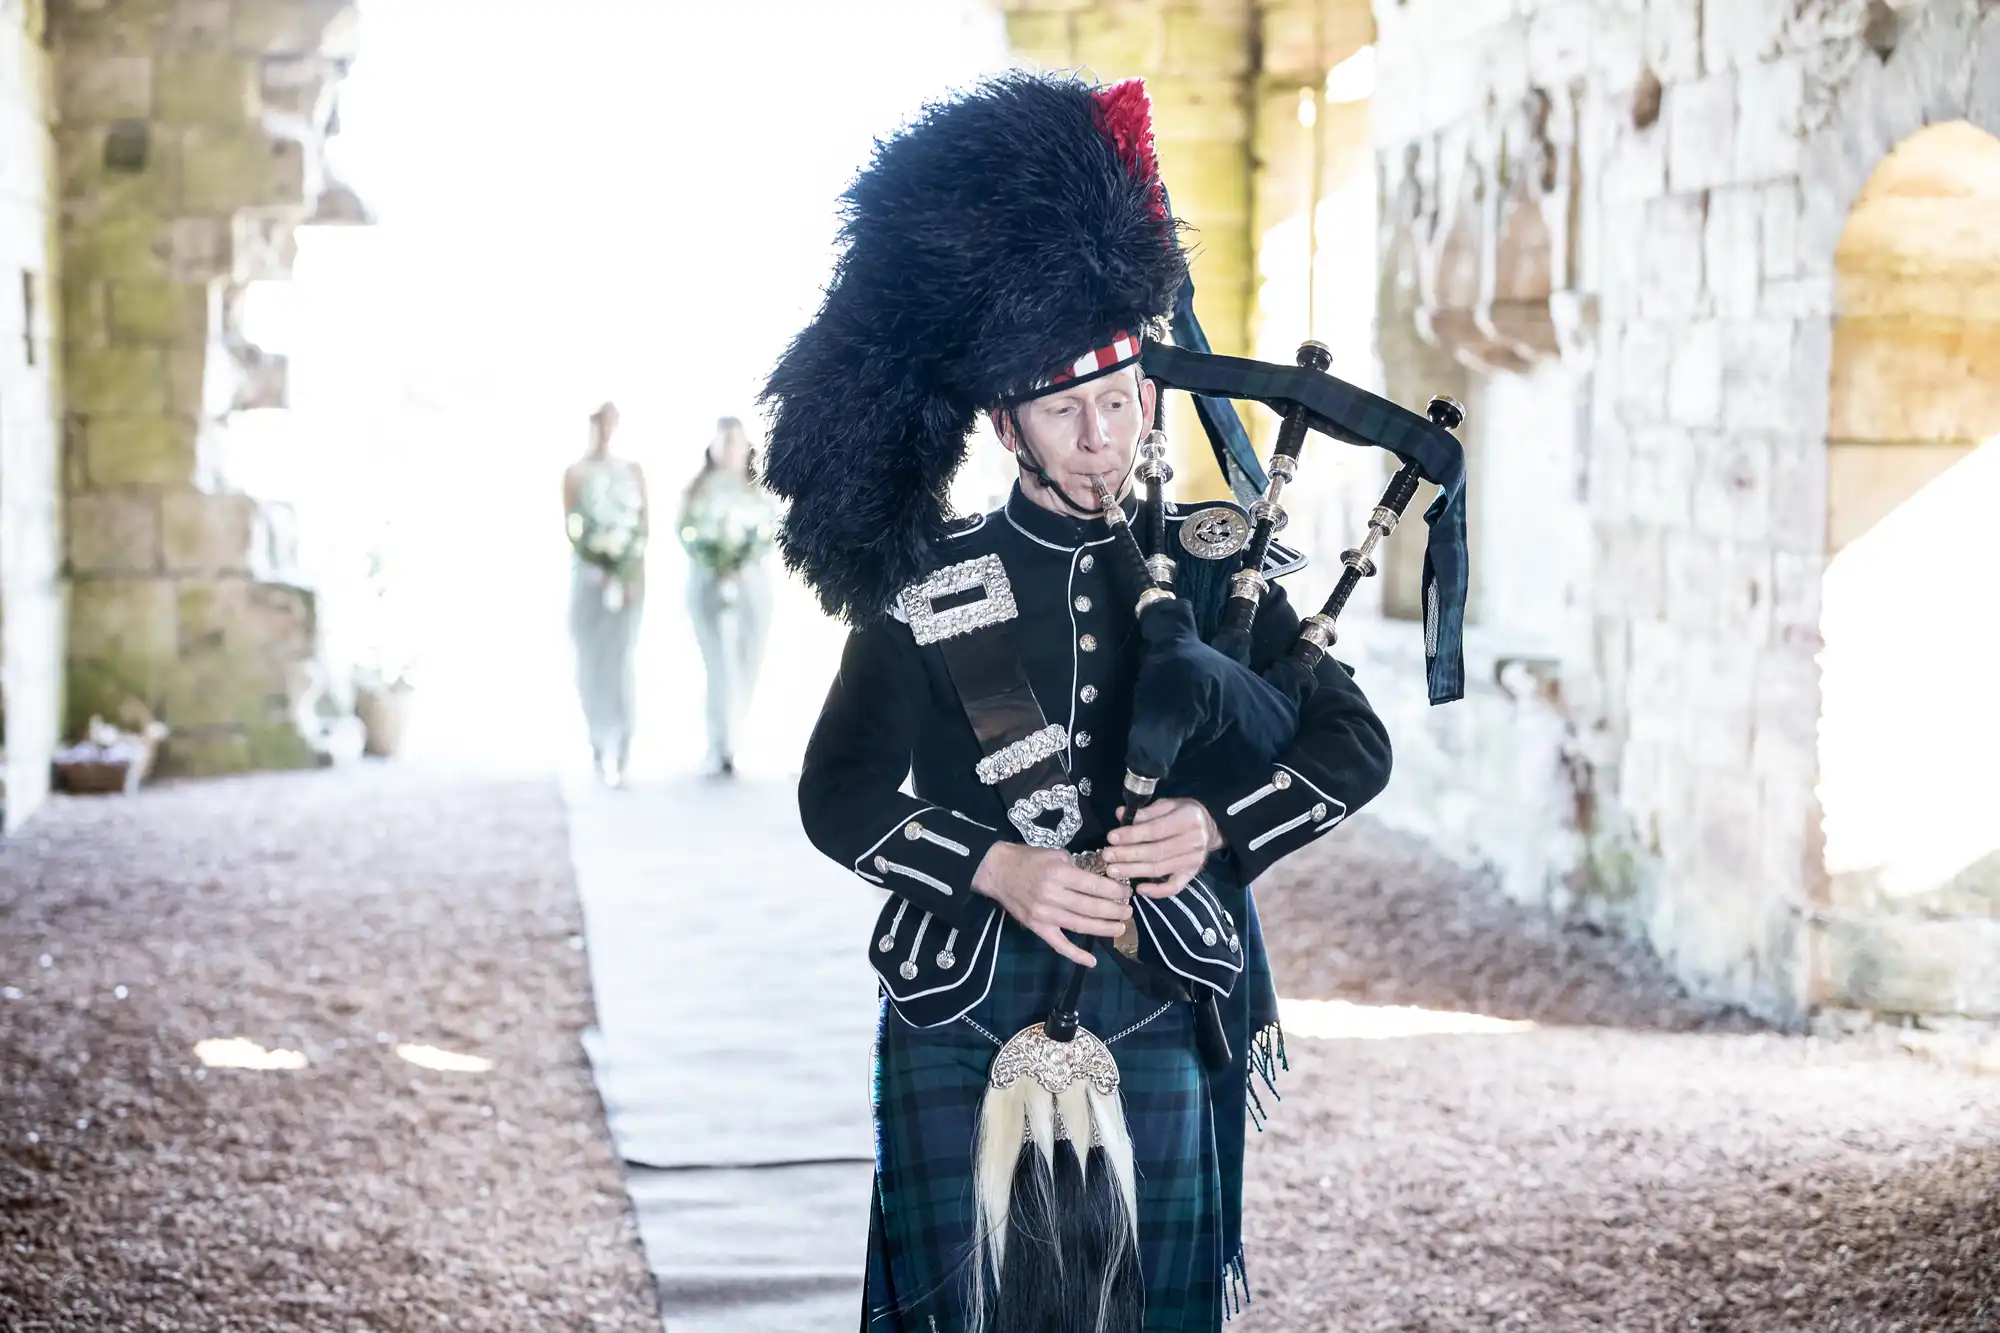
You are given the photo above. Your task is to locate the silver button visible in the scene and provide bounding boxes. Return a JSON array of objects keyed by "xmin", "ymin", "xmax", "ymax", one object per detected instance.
[
  {"xmin": 935, "ymin": 951, "xmax": 956, "ymax": 969},
  {"xmin": 1079, "ymin": 634, "xmax": 1097, "ymax": 652},
  {"xmin": 1080, "ymin": 685, "xmax": 1098, "ymax": 703},
  {"xmin": 1229, "ymin": 934, "xmax": 1240, "ymax": 953},
  {"xmin": 1079, "ymin": 554, "xmax": 1095, "ymax": 572},
  {"xmin": 904, "ymin": 821, "xmax": 923, "ymax": 840},
  {"xmin": 1311, "ymin": 802, "xmax": 1328, "ymax": 821},
  {"xmin": 878, "ymin": 934, "xmax": 896, "ymax": 952},
  {"xmin": 1203, "ymin": 929, "xmax": 1218, "ymax": 947},
  {"xmin": 874, "ymin": 855, "xmax": 889, "ymax": 873},
  {"xmin": 1074, "ymin": 595, "xmax": 1092, "ymax": 613},
  {"xmin": 1075, "ymin": 732, "xmax": 1092, "ymax": 748},
  {"xmin": 1272, "ymin": 770, "xmax": 1291, "ymax": 790},
  {"xmin": 899, "ymin": 960, "xmax": 919, "ymax": 981},
  {"xmin": 1078, "ymin": 777, "xmax": 1092, "ymax": 795}
]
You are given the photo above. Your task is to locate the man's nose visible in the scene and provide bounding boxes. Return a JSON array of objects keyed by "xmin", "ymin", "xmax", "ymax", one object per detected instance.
[{"xmin": 1077, "ymin": 403, "xmax": 1110, "ymax": 451}]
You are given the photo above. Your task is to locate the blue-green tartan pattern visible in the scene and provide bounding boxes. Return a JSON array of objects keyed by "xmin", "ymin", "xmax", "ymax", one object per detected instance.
[{"xmin": 862, "ymin": 916, "xmax": 1227, "ymax": 1333}]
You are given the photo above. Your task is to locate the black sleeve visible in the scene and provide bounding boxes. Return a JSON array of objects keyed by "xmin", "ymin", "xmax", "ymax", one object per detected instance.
[
  {"xmin": 797, "ymin": 621, "xmax": 1005, "ymax": 929},
  {"xmin": 1189, "ymin": 580, "xmax": 1393, "ymax": 883}
]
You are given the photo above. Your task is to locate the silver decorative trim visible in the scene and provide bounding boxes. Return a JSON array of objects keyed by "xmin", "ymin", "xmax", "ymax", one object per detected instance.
[
  {"xmin": 975, "ymin": 724, "xmax": 1069, "ymax": 786},
  {"xmin": 1009, "ymin": 784, "xmax": 1082, "ymax": 849},
  {"xmin": 1246, "ymin": 808, "xmax": 1315, "ymax": 853},
  {"xmin": 1225, "ymin": 780, "xmax": 1279, "ymax": 816},
  {"xmin": 901, "ymin": 554, "xmax": 1017, "ymax": 645},
  {"xmin": 1179, "ymin": 506, "xmax": 1250, "ymax": 559},
  {"xmin": 879, "ymin": 859, "xmax": 954, "ymax": 896}
]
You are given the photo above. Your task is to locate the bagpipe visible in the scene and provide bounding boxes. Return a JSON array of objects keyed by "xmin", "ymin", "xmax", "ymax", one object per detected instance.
[{"xmin": 971, "ymin": 335, "xmax": 1468, "ymax": 1332}]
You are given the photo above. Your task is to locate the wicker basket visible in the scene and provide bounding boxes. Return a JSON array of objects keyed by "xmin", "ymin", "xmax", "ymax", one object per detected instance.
[{"xmin": 56, "ymin": 759, "xmax": 143, "ymax": 795}]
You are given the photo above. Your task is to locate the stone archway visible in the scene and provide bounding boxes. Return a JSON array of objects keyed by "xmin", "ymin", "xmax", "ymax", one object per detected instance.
[{"xmin": 1794, "ymin": 1, "xmax": 2000, "ymax": 1018}]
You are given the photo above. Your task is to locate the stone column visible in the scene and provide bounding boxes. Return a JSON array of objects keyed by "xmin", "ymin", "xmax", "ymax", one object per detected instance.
[
  {"xmin": 0, "ymin": 0, "xmax": 63, "ymax": 829},
  {"xmin": 52, "ymin": 0, "xmax": 355, "ymax": 775},
  {"xmin": 998, "ymin": 0, "xmax": 1257, "ymax": 497}
]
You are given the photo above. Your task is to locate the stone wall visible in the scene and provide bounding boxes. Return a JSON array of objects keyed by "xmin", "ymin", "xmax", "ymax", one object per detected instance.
[
  {"xmin": 999, "ymin": 0, "xmax": 1258, "ymax": 496},
  {"xmin": 51, "ymin": 0, "xmax": 354, "ymax": 776},
  {"xmin": 1348, "ymin": 0, "xmax": 2000, "ymax": 1023},
  {"xmin": 0, "ymin": 0, "xmax": 62, "ymax": 830}
]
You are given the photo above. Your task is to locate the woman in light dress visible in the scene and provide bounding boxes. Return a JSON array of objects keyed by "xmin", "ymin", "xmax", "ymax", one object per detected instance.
[
  {"xmin": 677, "ymin": 417, "xmax": 778, "ymax": 776},
  {"xmin": 564, "ymin": 401, "xmax": 649, "ymax": 786}
]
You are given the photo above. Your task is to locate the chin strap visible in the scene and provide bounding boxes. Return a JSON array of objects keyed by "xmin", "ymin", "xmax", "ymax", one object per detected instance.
[{"xmin": 1003, "ymin": 406, "xmax": 1137, "ymax": 518}]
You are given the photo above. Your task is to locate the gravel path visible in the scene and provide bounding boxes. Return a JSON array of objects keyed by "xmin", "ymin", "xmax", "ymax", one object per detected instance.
[
  {"xmin": 1242, "ymin": 819, "xmax": 2000, "ymax": 1332},
  {"xmin": 0, "ymin": 766, "xmax": 656, "ymax": 1333}
]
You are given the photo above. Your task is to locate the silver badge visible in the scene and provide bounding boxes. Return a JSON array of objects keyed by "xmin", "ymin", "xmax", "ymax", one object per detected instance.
[
  {"xmin": 902, "ymin": 554, "xmax": 1018, "ymax": 645},
  {"xmin": 1008, "ymin": 784, "xmax": 1082, "ymax": 849},
  {"xmin": 1179, "ymin": 506, "xmax": 1250, "ymax": 559}
]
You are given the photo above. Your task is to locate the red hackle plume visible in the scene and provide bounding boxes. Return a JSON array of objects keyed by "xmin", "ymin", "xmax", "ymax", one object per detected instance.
[{"xmin": 1091, "ymin": 78, "xmax": 1165, "ymax": 218}]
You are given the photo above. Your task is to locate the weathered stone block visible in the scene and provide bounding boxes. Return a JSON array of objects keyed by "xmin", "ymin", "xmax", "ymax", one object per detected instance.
[
  {"xmin": 63, "ymin": 280, "xmax": 107, "ymax": 348},
  {"xmin": 66, "ymin": 342, "xmax": 166, "ymax": 414},
  {"xmin": 1765, "ymin": 430, "xmax": 1828, "ymax": 558},
  {"xmin": 166, "ymin": 345, "xmax": 209, "ymax": 417},
  {"xmin": 154, "ymin": 726, "xmax": 249, "ymax": 777},
  {"xmin": 1691, "ymin": 431, "xmax": 1772, "ymax": 544},
  {"xmin": 1162, "ymin": 7, "xmax": 1250, "ymax": 76},
  {"xmin": 1666, "ymin": 74, "xmax": 1736, "ymax": 194},
  {"xmin": 1154, "ymin": 76, "xmax": 1251, "ymax": 144},
  {"xmin": 1666, "ymin": 319, "xmax": 1722, "ymax": 425},
  {"xmin": 1637, "ymin": 193, "xmax": 1704, "ymax": 317},
  {"xmin": 229, "ymin": 0, "xmax": 351, "ymax": 56},
  {"xmin": 1719, "ymin": 319, "xmax": 1795, "ymax": 432},
  {"xmin": 165, "ymin": 214, "xmax": 231, "ymax": 282},
  {"xmin": 1072, "ymin": 6, "xmax": 1166, "ymax": 77},
  {"xmin": 1613, "ymin": 320, "xmax": 1673, "ymax": 424},
  {"xmin": 1626, "ymin": 425, "xmax": 1696, "ymax": 528},
  {"xmin": 1258, "ymin": 0, "xmax": 1373, "ymax": 82},
  {"xmin": 106, "ymin": 277, "xmax": 209, "ymax": 345},
  {"xmin": 57, "ymin": 123, "xmax": 181, "ymax": 213},
  {"xmin": 165, "ymin": 0, "xmax": 233, "ymax": 49},
  {"xmin": 161, "ymin": 490, "xmax": 257, "ymax": 574},
  {"xmin": 1703, "ymin": 184, "xmax": 1761, "ymax": 318},
  {"xmin": 159, "ymin": 647, "xmax": 287, "ymax": 729},
  {"xmin": 69, "ymin": 576, "xmax": 176, "ymax": 661},
  {"xmin": 179, "ymin": 126, "xmax": 305, "ymax": 212},
  {"xmin": 1702, "ymin": 0, "xmax": 1789, "ymax": 74},
  {"xmin": 1759, "ymin": 178, "xmax": 1799, "ymax": 280},
  {"xmin": 1526, "ymin": 1, "xmax": 1594, "ymax": 87},
  {"xmin": 1600, "ymin": 122, "xmax": 1667, "ymax": 201},
  {"xmin": 180, "ymin": 572, "xmax": 314, "ymax": 660},
  {"xmin": 156, "ymin": 52, "xmax": 257, "ymax": 124},
  {"xmin": 1592, "ymin": 523, "xmax": 1666, "ymax": 621},
  {"xmin": 1734, "ymin": 56, "xmax": 1804, "ymax": 182},
  {"xmin": 1005, "ymin": 11, "xmax": 1073, "ymax": 67},
  {"xmin": 68, "ymin": 488, "xmax": 162, "ymax": 574},
  {"xmin": 1644, "ymin": 0, "xmax": 1704, "ymax": 82},
  {"xmin": 1661, "ymin": 527, "xmax": 1722, "ymax": 630},
  {"xmin": 58, "ymin": 53, "xmax": 152, "ymax": 121},
  {"xmin": 1160, "ymin": 138, "xmax": 1250, "ymax": 223},
  {"xmin": 61, "ymin": 207, "xmax": 169, "ymax": 282},
  {"xmin": 83, "ymin": 413, "xmax": 199, "ymax": 487}
]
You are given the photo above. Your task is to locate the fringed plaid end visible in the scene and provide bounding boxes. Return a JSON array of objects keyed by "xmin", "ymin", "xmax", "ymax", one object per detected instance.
[
  {"xmin": 1223, "ymin": 1246, "xmax": 1251, "ymax": 1319},
  {"xmin": 1244, "ymin": 1019, "xmax": 1289, "ymax": 1131}
]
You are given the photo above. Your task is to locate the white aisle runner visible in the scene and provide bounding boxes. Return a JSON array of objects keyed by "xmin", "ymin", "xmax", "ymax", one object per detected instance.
[{"xmin": 565, "ymin": 772, "xmax": 886, "ymax": 1332}]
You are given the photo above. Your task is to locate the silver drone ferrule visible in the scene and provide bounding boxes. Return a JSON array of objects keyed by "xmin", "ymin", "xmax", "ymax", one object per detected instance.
[
  {"xmin": 1135, "ymin": 586, "xmax": 1175, "ymax": 614},
  {"xmin": 1268, "ymin": 453, "xmax": 1299, "ymax": 483},
  {"xmin": 1137, "ymin": 430, "xmax": 1170, "ymax": 462},
  {"xmin": 1122, "ymin": 772, "xmax": 1160, "ymax": 798},
  {"xmin": 1228, "ymin": 568, "xmax": 1267, "ymax": 602},
  {"xmin": 1145, "ymin": 554, "xmax": 1178, "ymax": 586},
  {"xmin": 1369, "ymin": 504, "xmax": 1401, "ymax": 536},
  {"xmin": 1297, "ymin": 614, "xmax": 1338, "ymax": 650},
  {"xmin": 1138, "ymin": 457, "xmax": 1174, "ymax": 484},
  {"xmin": 1249, "ymin": 499, "xmax": 1289, "ymax": 533}
]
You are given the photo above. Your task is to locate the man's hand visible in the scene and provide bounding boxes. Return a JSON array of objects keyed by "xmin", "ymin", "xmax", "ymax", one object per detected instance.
[
  {"xmin": 1102, "ymin": 798, "xmax": 1224, "ymax": 898},
  {"xmin": 971, "ymin": 842, "xmax": 1131, "ymax": 968}
]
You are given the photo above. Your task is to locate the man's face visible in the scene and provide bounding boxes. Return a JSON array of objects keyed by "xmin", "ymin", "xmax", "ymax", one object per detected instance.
[{"xmin": 1001, "ymin": 366, "xmax": 1156, "ymax": 513}]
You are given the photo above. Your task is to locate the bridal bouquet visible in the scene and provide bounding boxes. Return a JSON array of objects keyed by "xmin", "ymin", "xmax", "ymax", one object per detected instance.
[
  {"xmin": 678, "ymin": 484, "xmax": 774, "ymax": 581},
  {"xmin": 568, "ymin": 468, "xmax": 648, "ymax": 583}
]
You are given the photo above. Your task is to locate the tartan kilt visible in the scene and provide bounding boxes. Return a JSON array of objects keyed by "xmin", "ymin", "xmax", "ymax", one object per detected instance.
[{"xmin": 862, "ymin": 917, "xmax": 1224, "ymax": 1333}]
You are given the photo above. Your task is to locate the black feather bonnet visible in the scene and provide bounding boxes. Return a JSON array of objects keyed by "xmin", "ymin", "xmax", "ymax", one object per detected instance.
[{"xmin": 759, "ymin": 73, "xmax": 1190, "ymax": 624}]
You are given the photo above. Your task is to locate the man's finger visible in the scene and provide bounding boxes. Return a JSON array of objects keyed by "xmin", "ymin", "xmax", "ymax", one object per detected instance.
[
  {"xmin": 1058, "ymin": 867, "xmax": 1134, "ymax": 903},
  {"xmin": 1136, "ymin": 871, "xmax": 1197, "ymax": 899},
  {"xmin": 1034, "ymin": 925, "xmax": 1098, "ymax": 967},
  {"xmin": 1046, "ymin": 885, "xmax": 1131, "ymax": 922}
]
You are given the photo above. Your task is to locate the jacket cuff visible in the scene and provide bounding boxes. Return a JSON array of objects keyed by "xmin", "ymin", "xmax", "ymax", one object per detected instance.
[
  {"xmin": 848, "ymin": 804, "xmax": 1003, "ymax": 930},
  {"xmin": 1205, "ymin": 761, "xmax": 1348, "ymax": 885}
]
